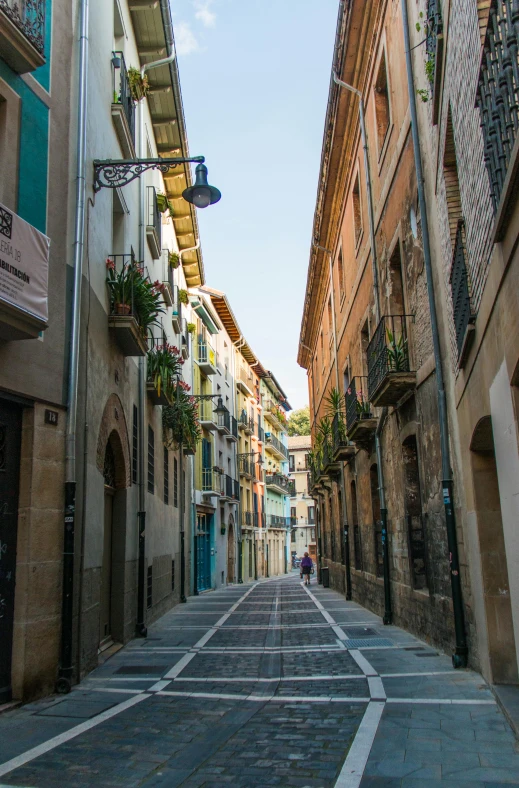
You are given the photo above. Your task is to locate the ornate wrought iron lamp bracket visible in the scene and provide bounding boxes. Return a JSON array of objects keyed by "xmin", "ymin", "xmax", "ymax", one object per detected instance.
[{"xmin": 93, "ymin": 156, "xmax": 205, "ymax": 193}]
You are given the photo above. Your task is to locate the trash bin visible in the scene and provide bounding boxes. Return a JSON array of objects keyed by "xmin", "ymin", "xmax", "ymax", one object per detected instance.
[{"xmin": 321, "ymin": 567, "xmax": 330, "ymax": 588}]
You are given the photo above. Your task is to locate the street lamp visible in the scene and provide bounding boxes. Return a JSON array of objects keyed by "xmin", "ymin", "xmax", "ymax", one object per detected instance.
[{"xmin": 182, "ymin": 163, "xmax": 221, "ymax": 209}]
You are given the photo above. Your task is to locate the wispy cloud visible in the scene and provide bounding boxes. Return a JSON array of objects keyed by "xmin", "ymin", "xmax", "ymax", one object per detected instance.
[
  {"xmin": 175, "ymin": 21, "xmax": 200, "ymax": 55},
  {"xmin": 193, "ymin": 0, "xmax": 216, "ymax": 28}
]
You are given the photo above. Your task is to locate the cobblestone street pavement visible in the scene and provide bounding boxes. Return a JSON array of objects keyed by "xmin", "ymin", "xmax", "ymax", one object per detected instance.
[{"xmin": 1, "ymin": 575, "xmax": 518, "ymax": 787}]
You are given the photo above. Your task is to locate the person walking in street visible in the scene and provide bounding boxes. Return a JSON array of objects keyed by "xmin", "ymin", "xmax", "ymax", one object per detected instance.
[{"xmin": 300, "ymin": 552, "xmax": 313, "ymax": 585}]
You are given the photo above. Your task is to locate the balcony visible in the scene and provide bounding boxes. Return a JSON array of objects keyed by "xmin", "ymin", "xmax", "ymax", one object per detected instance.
[
  {"xmin": 202, "ymin": 468, "xmax": 221, "ymax": 497},
  {"xmin": 160, "ymin": 249, "xmax": 174, "ymax": 307},
  {"xmin": 264, "ymin": 400, "xmax": 288, "ymax": 432},
  {"xmin": 238, "ymin": 455, "xmax": 252, "ymax": 479},
  {"xmin": 216, "ymin": 406, "xmax": 231, "ymax": 436},
  {"xmin": 264, "ymin": 432, "xmax": 288, "ymax": 461},
  {"xmin": 106, "ymin": 254, "xmax": 148, "ymax": 357},
  {"xmin": 146, "ymin": 187, "xmax": 162, "ymax": 259},
  {"xmin": 241, "ymin": 510, "xmax": 254, "ymax": 528},
  {"xmin": 253, "ymin": 511, "xmax": 266, "ymax": 528},
  {"xmin": 477, "ymin": 0, "xmax": 519, "ymax": 235},
  {"xmin": 219, "ymin": 473, "xmax": 238, "ymax": 501},
  {"xmin": 237, "ymin": 364, "xmax": 254, "ymax": 396},
  {"xmin": 367, "ymin": 315, "xmax": 416, "ymax": 407},
  {"xmin": 181, "ymin": 319, "xmax": 189, "ymax": 359},
  {"xmin": 252, "ymin": 463, "xmax": 264, "ymax": 483},
  {"xmin": 258, "ymin": 425, "xmax": 265, "ymax": 443},
  {"xmin": 199, "ymin": 399, "xmax": 218, "ymax": 432},
  {"xmin": 238, "ymin": 411, "xmax": 254, "ymax": 435},
  {"xmin": 425, "ymin": 0, "xmax": 444, "ymax": 123},
  {"xmin": 268, "ymin": 515, "xmax": 291, "ymax": 528},
  {"xmin": 0, "ymin": 0, "xmax": 45, "ymax": 73},
  {"xmin": 225, "ymin": 415, "xmax": 238, "ymax": 442},
  {"xmin": 266, "ymin": 474, "xmax": 295, "ymax": 496},
  {"xmin": 332, "ymin": 412, "xmax": 355, "ymax": 461},
  {"xmin": 346, "ymin": 377, "xmax": 377, "ymax": 442},
  {"xmin": 111, "ymin": 52, "xmax": 136, "ymax": 158},
  {"xmin": 450, "ymin": 221, "xmax": 475, "ymax": 367},
  {"xmin": 171, "ymin": 288, "xmax": 182, "ymax": 334},
  {"xmin": 197, "ymin": 336, "xmax": 217, "ymax": 375}
]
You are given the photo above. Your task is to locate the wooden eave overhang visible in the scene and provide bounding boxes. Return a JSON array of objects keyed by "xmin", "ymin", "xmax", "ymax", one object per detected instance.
[
  {"xmin": 297, "ymin": 0, "xmax": 380, "ymax": 369},
  {"xmin": 131, "ymin": 0, "xmax": 204, "ymax": 287}
]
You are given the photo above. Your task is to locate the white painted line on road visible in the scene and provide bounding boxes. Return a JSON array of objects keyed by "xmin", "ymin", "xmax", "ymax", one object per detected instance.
[
  {"xmin": 380, "ymin": 671, "xmax": 459, "ymax": 678},
  {"xmin": 368, "ymin": 676, "xmax": 386, "ymax": 700},
  {"xmin": 334, "ymin": 701, "xmax": 385, "ymax": 788},
  {"xmin": 148, "ymin": 680, "xmax": 171, "ymax": 692},
  {"xmin": 385, "ymin": 697, "xmax": 496, "ymax": 705},
  {"xmin": 193, "ymin": 628, "xmax": 218, "ymax": 648},
  {"xmin": 271, "ymin": 696, "xmax": 370, "ymax": 704},
  {"xmin": 214, "ymin": 613, "xmax": 231, "ymax": 627},
  {"xmin": 349, "ymin": 649, "xmax": 378, "ymax": 677},
  {"xmin": 89, "ymin": 687, "xmax": 144, "ymax": 695},
  {"xmin": 0, "ymin": 694, "xmax": 149, "ymax": 779},
  {"xmin": 170, "ymin": 674, "xmax": 366, "ymax": 683},
  {"xmin": 336, "ymin": 640, "xmax": 347, "ymax": 649},
  {"xmin": 332, "ymin": 625, "xmax": 349, "ymax": 640},
  {"xmin": 164, "ymin": 652, "xmax": 197, "ymax": 679}
]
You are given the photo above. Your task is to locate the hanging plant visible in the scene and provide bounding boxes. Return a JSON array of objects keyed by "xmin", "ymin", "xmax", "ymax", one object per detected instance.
[
  {"xmin": 162, "ymin": 380, "xmax": 201, "ymax": 453},
  {"xmin": 186, "ymin": 322, "xmax": 196, "ymax": 335},
  {"xmin": 169, "ymin": 251, "xmax": 180, "ymax": 269},
  {"xmin": 156, "ymin": 193, "xmax": 169, "ymax": 213},
  {"xmin": 178, "ymin": 288, "xmax": 189, "ymax": 305},
  {"xmin": 127, "ymin": 67, "xmax": 150, "ymax": 101},
  {"xmin": 147, "ymin": 343, "xmax": 184, "ymax": 400},
  {"xmin": 106, "ymin": 258, "xmax": 165, "ymax": 332}
]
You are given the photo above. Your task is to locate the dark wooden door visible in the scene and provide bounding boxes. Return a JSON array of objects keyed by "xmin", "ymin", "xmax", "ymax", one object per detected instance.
[{"xmin": 0, "ymin": 400, "xmax": 22, "ymax": 703}]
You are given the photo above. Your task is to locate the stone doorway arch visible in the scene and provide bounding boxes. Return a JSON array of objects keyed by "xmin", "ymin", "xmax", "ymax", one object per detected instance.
[
  {"xmin": 97, "ymin": 395, "xmax": 130, "ymax": 650},
  {"xmin": 470, "ymin": 416, "xmax": 518, "ymax": 684},
  {"xmin": 227, "ymin": 516, "xmax": 235, "ymax": 584}
]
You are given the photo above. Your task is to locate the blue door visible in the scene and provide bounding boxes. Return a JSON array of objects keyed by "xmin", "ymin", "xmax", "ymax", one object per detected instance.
[{"xmin": 196, "ymin": 513, "xmax": 211, "ymax": 592}]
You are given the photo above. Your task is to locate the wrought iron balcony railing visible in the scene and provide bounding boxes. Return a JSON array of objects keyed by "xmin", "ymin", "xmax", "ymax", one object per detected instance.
[
  {"xmin": 238, "ymin": 456, "xmax": 252, "ymax": 477},
  {"xmin": 219, "ymin": 473, "xmax": 238, "ymax": 500},
  {"xmin": 202, "ymin": 467, "xmax": 220, "ymax": 494},
  {"xmin": 266, "ymin": 474, "xmax": 295, "ymax": 496},
  {"xmin": 253, "ymin": 511, "xmax": 266, "ymax": 528},
  {"xmin": 345, "ymin": 376, "xmax": 377, "ymax": 442},
  {"xmin": 367, "ymin": 314, "xmax": 415, "ymax": 407},
  {"xmin": 269, "ymin": 515, "xmax": 291, "ymax": 528},
  {"xmin": 241, "ymin": 510, "xmax": 253, "ymax": 527},
  {"xmin": 252, "ymin": 463, "xmax": 264, "ymax": 483},
  {"xmin": 450, "ymin": 221, "xmax": 475, "ymax": 364},
  {"xmin": 331, "ymin": 411, "xmax": 354, "ymax": 461},
  {"xmin": 197, "ymin": 337, "xmax": 217, "ymax": 369},
  {"xmin": 477, "ymin": 0, "xmax": 519, "ymax": 214},
  {"xmin": 226, "ymin": 415, "xmax": 238, "ymax": 441},
  {"xmin": 112, "ymin": 51, "xmax": 135, "ymax": 147},
  {"xmin": 0, "ymin": 0, "xmax": 45, "ymax": 58},
  {"xmin": 265, "ymin": 432, "xmax": 288, "ymax": 459}
]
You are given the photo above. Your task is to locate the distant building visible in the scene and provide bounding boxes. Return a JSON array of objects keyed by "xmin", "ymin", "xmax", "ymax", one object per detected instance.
[{"xmin": 288, "ymin": 436, "xmax": 316, "ymax": 562}]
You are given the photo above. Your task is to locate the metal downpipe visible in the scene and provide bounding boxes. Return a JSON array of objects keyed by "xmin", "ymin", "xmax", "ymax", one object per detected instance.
[
  {"xmin": 57, "ymin": 0, "xmax": 89, "ymax": 695},
  {"xmin": 401, "ymin": 0, "xmax": 467, "ymax": 666}
]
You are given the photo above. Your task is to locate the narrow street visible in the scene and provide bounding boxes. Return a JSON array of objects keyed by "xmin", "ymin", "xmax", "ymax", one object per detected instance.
[{"xmin": 0, "ymin": 575, "xmax": 518, "ymax": 788}]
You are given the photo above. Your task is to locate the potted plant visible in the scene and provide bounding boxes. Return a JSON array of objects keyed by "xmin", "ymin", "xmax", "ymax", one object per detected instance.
[
  {"xmin": 169, "ymin": 251, "xmax": 180, "ymax": 269},
  {"xmin": 386, "ymin": 327, "xmax": 409, "ymax": 371},
  {"xmin": 106, "ymin": 258, "xmax": 139, "ymax": 314},
  {"xmin": 186, "ymin": 322, "xmax": 196, "ymax": 335},
  {"xmin": 156, "ymin": 193, "xmax": 169, "ymax": 213},
  {"xmin": 127, "ymin": 67, "xmax": 149, "ymax": 101},
  {"xmin": 162, "ymin": 380, "xmax": 201, "ymax": 454},
  {"xmin": 221, "ymin": 525, "xmax": 226, "ymax": 535},
  {"xmin": 147, "ymin": 343, "xmax": 183, "ymax": 405},
  {"xmin": 178, "ymin": 288, "xmax": 189, "ymax": 305}
]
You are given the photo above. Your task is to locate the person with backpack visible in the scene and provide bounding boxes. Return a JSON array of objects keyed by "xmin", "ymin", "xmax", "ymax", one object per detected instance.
[{"xmin": 300, "ymin": 552, "xmax": 314, "ymax": 585}]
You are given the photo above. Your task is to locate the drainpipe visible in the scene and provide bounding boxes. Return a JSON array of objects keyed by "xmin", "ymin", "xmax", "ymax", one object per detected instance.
[
  {"xmin": 314, "ymin": 243, "xmax": 352, "ymax": 600},
  {"xmin": 136, "ymin": 40, "xmax": 177, "ymax": 635},
  {"xmin": 401, "ymin": 0, "xmax": 467, "ymax": 666},
  {"xmin": 57, "ymin": 0, "xmax": 89, "ymax": 695},
  {"xmin": 332, "ymin": 73, "xmax": 391, "ymax": 623}
]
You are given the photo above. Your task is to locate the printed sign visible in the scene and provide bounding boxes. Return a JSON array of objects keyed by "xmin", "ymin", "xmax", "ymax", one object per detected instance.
[{"xmin": 0, "ymin": 202, "xmax": 50, "ymax": 324}]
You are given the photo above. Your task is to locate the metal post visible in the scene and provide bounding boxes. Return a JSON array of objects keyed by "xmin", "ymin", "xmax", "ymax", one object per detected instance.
[
  {"xmin": 178, "ymin": 383, "xmax": 186, "ymax": 603},
  {"xmin": 401, "ymin": 0, "xmax": 467, "ymax": 667},
  {"xmin": 238, "ymin": 539, "xmax": 243, "ymax": 583},
  {"xmin": 254, "ymin": 538, "xmax": 258, "ymax": 581}
]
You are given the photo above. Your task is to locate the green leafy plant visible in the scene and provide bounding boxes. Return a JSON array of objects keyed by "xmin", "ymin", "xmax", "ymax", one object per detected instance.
[
  {"xmin": 417, "ymin": 88, "xmax": 429, "ymax": 103},
  {"xmin": 147, "ymin": 343, "xmax": 183, "ymax": 400},
  {"xmin": 425, "ymin": 55, "xmax": 435, "ymax": 84},
  {"xmin": 178, "ymin": 288, "xmax": 189, "ymax": 305},
  {"xmin": 186, "ymin": 322, "xmax": 196, "ymax": 335},
  {"xmin": 169, "ymin": 251, "xmax": 180, "ymax": 269},
  {"xmin": 162, "ymin": 380, "xmax": 201, "ymax": 452},
  {"xmin": 127, "ymin": 67, "xmax": 149, "ymax": 101},
  {"xmin": 106, "ymin": 258, "xmax": 165, "ymax": 333},
  {"xmin": 324, "ymin": 387, "xmax": 348, "ymax": 443},
  {"xmin": 287, "ymin": 405, "xmax": 310, "ymax": 436},
  {"xmin": 156, "ymin": 193, "xmax": 169, "ymax": 213},
  {"xmin": 386, "ymin": 327, "xmax": 409, "ymax": 372}
]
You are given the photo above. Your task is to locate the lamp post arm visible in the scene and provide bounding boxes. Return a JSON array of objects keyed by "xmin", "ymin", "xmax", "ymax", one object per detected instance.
[{"xmin": 93, "ymin": 156, "xmax": 206, "ymax": 192}]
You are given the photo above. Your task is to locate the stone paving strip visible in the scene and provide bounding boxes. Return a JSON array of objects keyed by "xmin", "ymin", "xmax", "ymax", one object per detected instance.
[{"xmin": 0, "ymin": 575, "xmax": 518, "ymax": 787}]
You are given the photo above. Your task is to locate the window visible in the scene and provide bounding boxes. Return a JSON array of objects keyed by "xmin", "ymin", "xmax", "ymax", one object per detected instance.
[
  {"xmin": 164, "ymin": 446, "xmax": 169, "ymax": 505},
  {"xmin": 352, "ymin": 174, "xmax": 362, "ymax": 247},
  {"xmin": 361, "ymin": 320, "xmax": 370, "ymax": 377},
  {"xmin": 337, "ymin": 248, "xmax": 345, "ymax": 296},
  {"xmin": 147, "ymin": 426, "xmax": 154, "ymax": 494},
  {"xmin": 308, "ymin": 506, "xmax": 315, "ymax": 524},
  {"xmin": 311, "ymin": 528, "xmax": 316, "ymax": 541},
  {"xmin": 374, "ymin": 51, "xmax": 390, "ymax": 153},
  {"xmin": 289, "ymin": 454, "xmax": 295, "ymax": 472},
  {"xmin": 304, "ymin": 453, "xmax": 309, "ymax": 470},
  {"xmin": 147, "ymin": 565, "xmax": 153, "ymax": 609},
  {"xmin": 174, "ymin": 457, "xmax": 178, "ymax": 507},
  {"xmin": 290, "ymin": 507, "xmax": 296, "ymax": 520},
  {"xmin": 402, "ymin": 436, "xmax": 427, "ymax": 590},
  {"xmin": 291, "ymin": 529, "xmax": 296, "ymax": 543},
  {"xmin": 171, "ymin": 559, "xmax": 175, "ymax": 591},
  {"xmin": 0, "ymin": 88, "xmax": 21, "ymax": 208},
  {"xmin": 444, "ymin": 109, "xmax": 463, "ymax": 248},
  {"xmin": 132, "ymin": 405, "xmax": 138, "ymax": 485}
]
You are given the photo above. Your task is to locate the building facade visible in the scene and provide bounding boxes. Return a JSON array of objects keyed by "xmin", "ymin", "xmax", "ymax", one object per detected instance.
[
  {"xmin": 298, "ymin": 0, "xmax": 475, "ymax": 661},
  {"xmin": 288, "ymin": 436, "xmax": 316, "ymax": 562},
  {"xmin": 0, "ymin": 0, "xmax": 73, "ymax": 702}
]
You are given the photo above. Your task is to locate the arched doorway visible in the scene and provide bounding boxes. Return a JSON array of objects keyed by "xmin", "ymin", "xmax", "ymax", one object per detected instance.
[
  {"xmin": 470, "ymin": 417, "xmax": 518, "ymax": 684},
  {"xmin": 99, "ymin": 429, "xmax": 129, "ymax": 650},
  {"xmin": 227, "ymin": 516, "xmax": 235, "ymax": 584}
]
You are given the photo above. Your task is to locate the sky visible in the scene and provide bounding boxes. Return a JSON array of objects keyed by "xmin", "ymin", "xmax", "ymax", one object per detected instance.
[{"xmin": 169, "ymin": 0, "xmax": 339, "ymax": 410}]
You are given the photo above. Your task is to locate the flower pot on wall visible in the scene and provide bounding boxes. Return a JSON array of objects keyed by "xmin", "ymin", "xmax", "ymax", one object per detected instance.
[{"xmin": 115, "ymin": 302, "xmax": 131, "ymax": 315}]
